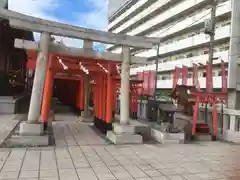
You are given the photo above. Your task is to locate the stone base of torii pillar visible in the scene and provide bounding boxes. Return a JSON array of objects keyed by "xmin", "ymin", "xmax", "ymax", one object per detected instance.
[{"xmin": 106, "ymin": 46, "xmax": 143, "ymax": 144}]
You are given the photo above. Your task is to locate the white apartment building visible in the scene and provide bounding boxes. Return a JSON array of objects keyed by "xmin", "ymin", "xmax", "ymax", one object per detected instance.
[{"xmin": 107, "ymin": 0, "xmax": 239, "ymax": 96}]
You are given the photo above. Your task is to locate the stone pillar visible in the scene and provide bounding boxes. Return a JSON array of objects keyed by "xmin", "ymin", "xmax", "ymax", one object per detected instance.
[
  {"xmin": 83, "ymin": 40, "xmax": 92, "ymax": 117},
  {"xmin": 227, "ymin": 0, "xmax": 240, "ymax": 112},
  {"xmin": 228, "ymin": 0, "xmax": 240, "ymax": 89},
  {"xmin": 120, "ymin": 46, "xmax": 130, "ymax": 125},
  {"xmin": 28, "ymin": 32, "xmax": 50, "ymax": 123},
  {"xmin": 83, "ymin": 39, "xmax": 93, "ymax": 50},
  {"xmin": 83, "ymin": 75, "xmax": 90, "ymax": 117},
  {"xmin": 223, "ymin": 0, "xmax": 240, "ymax": 141},
  {"xmin": 19, "ymin": 32, "xmax": 50, "ymax": 137},
  {"xmin": 107, "ymin": 46, "xmax": 142, "ymax": 144}
]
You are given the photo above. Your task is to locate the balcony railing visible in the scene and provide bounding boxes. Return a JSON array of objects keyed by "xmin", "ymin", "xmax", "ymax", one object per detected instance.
[
  {"xmin": 136, "ymin": 25, "xmax": 230, "ymax": 57},
  {"xmin": 130, "ymin": 50, "xmax": 229, "ymax": 75}
]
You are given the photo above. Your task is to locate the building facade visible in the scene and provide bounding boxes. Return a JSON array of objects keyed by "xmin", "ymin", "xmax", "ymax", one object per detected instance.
[
  {"xmin": 108, "ymin": 0, "xmax": 131, "ymax": 18},
  {"xmin": 107, "ymin": 0, "xmax": 240, "ymax": 97}
]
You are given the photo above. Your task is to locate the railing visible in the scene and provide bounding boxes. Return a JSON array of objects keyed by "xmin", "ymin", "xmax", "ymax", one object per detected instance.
[{"xmin": 199, "ymin": 108, "xmax": 240, "ymax": 134}]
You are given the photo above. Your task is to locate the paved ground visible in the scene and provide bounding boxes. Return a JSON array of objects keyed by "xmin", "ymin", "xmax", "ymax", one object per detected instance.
[
  {"xmin": 0, "ymin": 114, "xmax": 240, "ymax": 179},
  {"xmin": 53, "ymin": 114, "xmax": 107, "ymax": 146},
  {"xmin": 0, "ymin": 115, "xmax": 22, "ymax": 146}
]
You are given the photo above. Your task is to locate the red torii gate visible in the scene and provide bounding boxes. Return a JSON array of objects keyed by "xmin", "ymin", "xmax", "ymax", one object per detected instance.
[
  {"xmin": 26, "ymin": 50, "xmax": 143, "ymax": 133},
  {"xmin": 171, "ymin": 61, "xmax": 228, "ymax": 139}
]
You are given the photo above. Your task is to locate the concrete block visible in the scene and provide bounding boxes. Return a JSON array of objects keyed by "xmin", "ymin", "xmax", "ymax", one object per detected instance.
[
  {"xmin": 222, "ymin": 130, "xmax": 240, "ymax": 143},
  {"xmin": 6, "ymin": 135, "xmax": 48, "ymax": 147},
  {"xmin": 151, "ymin": 129, "xmax": 166, "ymax": 143},
  {"xmin": 106, "ymin": 131, "xmax": 143, "ymax": 144},
  {"xmin": 19, "ymin": 122, "xmax": 44, "ymax": 136},
  {"xmin": 113, "ymin": 123, "xmax": 135, "ymax": 134},
  {"xmin": 150, "ymin": 129, "xmax": 183, "ymax": 144}
]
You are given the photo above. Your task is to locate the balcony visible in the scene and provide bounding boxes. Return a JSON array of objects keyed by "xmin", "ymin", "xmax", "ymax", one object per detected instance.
[
  {"xmin": 106, "ymin": 0, "xmax": 231, "ymax": 51},
  {"xmin": 125, "ymin": 0, "xmax": 206, "ymax": 35},
  {"xmin": 149, "ymin": 0, "xmax": 231, "ymax": 38},
  {"xmin": 108, "ymin": 0, "xmax": 149, "ymax": 29},
  {"xmin": 130, "ymin": 50, "xmax": 229, "ymax": 75},
  {"xmin": 112, "ymin": 0, "xmax": 174, "ymax": 33},
  {"xmin": 156, "ymin": 76, "xmax": 224, "ymax": 89},
  {"xmin": 135, "ymin": 25, "xmax": 230, "ymax": 57}
]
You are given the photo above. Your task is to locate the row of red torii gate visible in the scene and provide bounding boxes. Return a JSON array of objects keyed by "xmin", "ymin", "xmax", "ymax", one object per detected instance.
[
  {"xmin": 27, "ymin": 48, "xmax": 156, "ymax": 132},
  {"xmin": 27, "ymin": 46, "xmax": 227, "ymax": 135}
]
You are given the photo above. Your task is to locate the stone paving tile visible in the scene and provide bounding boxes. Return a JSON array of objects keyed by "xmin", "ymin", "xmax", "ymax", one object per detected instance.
[
  {"xmin": 0, "ymin": 170, "xmax": 19, "ymax": 179},
  {"xmin": 19, "ymin": 170, "xmax": 39, "ymax": 178},
  {"xmin": 1, "ymin": 116, "xmax": 240, "ymax": 180},
  {"xmin": 40, "ymin": 170, "xmax": 58, "ymax": 178},
  {"xmin": 39, "ymin": 178, "xmax": 59, "ymax": 180},
  {"xmin": 0, "ymin": 115, "xmax": 22, "ymax": 146},
  {"xmin": 53, "ymin": 115, "xmax": 107, "ymax": 147}
]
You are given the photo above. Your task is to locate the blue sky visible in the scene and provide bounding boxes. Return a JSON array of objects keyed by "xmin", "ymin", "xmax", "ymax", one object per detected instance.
[{"xmin": 8, "ymin": 0, "xmax": 108, "ymax": 50}]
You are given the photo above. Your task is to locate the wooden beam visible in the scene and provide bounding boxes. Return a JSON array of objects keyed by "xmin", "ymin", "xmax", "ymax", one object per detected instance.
[
  {"xmin": 0, "ymin": 9, "xmax": 160, "ymax": 48},
  {"xmin": 14, "ymin": 39, "xmax": 148, "ymax": 64}
]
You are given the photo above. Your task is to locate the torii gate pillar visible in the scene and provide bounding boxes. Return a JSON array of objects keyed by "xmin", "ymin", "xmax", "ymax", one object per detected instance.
[
  {"xmin": 107, "ymin": 46, "xmax": 143, "ymax": 144},
  {"xmin": 120, "ymin": 46, "xmax": 130, "ymax": 125},
  {"xmin": 19, "ymin": 32, "xmax": 50, "ymax": 136},
  {"xmin": 82, "ymin": 40, "xmax": 92, "ymax": 117}
]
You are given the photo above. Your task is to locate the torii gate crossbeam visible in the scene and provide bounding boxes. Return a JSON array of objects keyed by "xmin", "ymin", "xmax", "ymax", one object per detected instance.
[{"xmin": 0, "ymin": 8, "xmax": 160, "ymax": 48}]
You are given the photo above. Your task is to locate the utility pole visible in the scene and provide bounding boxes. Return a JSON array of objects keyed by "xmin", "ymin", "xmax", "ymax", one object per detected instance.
[
  {"xmin": 208, "ymin": 0, "xmax": 217, "ymax": 64},
  {"xmin": 153, "ymin": 44, "xmax": 160, "ymax": 100},
  {"xmin": 204, "ymin": 0, "xmax": 217, "ymax": 123}
]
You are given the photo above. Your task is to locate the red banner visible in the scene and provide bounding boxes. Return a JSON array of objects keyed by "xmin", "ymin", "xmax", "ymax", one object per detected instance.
[
  {"xmin": 172, "ymin": 67, "xmax": 181, "ymax": 89},
  {"xmin": 143, "ymin": 71, "xmax": 149, "ymax": 95},
  {"xmin": 148, "ymin": 71, "xmax": 156, "ymax": 96},
  {"xmin": 136, "ymin": 72, "xmax": 143, "ymax": 96},
  {"xmin": 206, "ymin": 62, "xmax": 213, "ymax": 92}
]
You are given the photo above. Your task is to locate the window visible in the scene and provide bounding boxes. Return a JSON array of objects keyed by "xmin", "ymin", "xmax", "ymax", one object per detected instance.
[
  {"xmin": 203, "ymin": 50, "xmax": 209, "ymax": 54},
  {"xmin": 203, "ymin": 72, "xmax": 206, "ymax": 77},
  {"xmin": 188, "ymin": 33, "xmax": 194, "ymax": 37},
  {"xmin": 188, "ymin": 72, "xmax": 192, "ymax": 78},
  {"xmin": 218, "ymin": 71, "xmax": 222, "ymax": 76},
  {"xmin": 187, "ymin": 53, "xmax": 193, "ymax": 58},
  {"xmin": 221, "ymin": 21, "xmax": 231, "ymax": 27},
  {"xmin": 215, "ymin": 24, "xmax": 221, "ymax": 28},
  {"xmin": 220, "ymin": 46, "xmax": 229, "ymax": 52}
]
